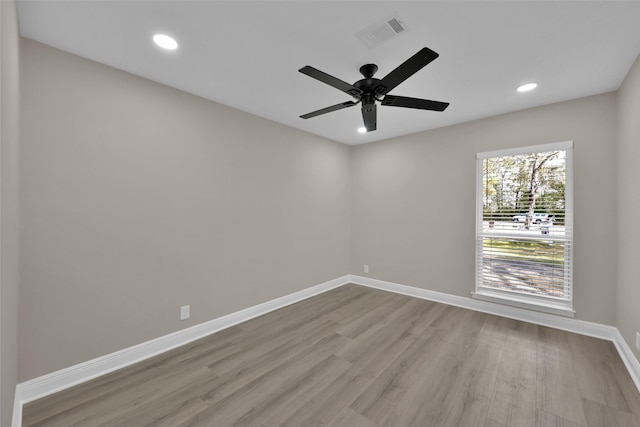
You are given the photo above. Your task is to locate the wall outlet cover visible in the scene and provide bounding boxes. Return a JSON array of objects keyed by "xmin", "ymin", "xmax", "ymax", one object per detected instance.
[
  {"xmin": 180, "ymin": 305, "xmax": 190, "ymax": 320},
  {"xmin": 636, "ymin": 331, "xmax": 640, "ymax": 351}
]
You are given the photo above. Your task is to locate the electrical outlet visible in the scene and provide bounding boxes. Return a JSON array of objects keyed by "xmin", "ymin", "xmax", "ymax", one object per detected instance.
[
  {"xmin": 364, "ymin": 264, "xmax": 369, "ymax": 274},
  {"xmin": 636, "ymin": 331, "xmax": 640, "ymax": 351},
  {"xmin": 180, "ymin": 305, "xmax": 190, "ymax": 321}
]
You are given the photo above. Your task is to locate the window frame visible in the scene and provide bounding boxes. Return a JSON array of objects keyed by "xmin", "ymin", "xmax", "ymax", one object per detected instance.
[{"xmin": 473, "ymin": 141, "xmax": 574, "ymax": 317}]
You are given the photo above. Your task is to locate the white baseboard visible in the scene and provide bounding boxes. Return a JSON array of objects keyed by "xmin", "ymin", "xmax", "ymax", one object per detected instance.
[
  {"xmin": 612, "ymin": 328, "xmax": 640, "ymax": 394},
  {"xmin": 12, "ymin": 275, "xmax": 349, "ymax": 427},
  {"xmin": 347, "ymin": 275, "xmax": 616, "ymax": 339},
  {"xmin": 13, "ymin": 274, "xmax": 640, "ymax": 426},
  {"xmin": 348, "ymin": 274, "xmax": 640, "ymax": 393}
]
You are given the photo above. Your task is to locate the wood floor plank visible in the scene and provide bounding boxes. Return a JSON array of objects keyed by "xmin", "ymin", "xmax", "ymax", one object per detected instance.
[
  {"xmin": 28, "ymin": 365, "xmax": 214, "ymax": 426},
  {"xmin": 348, "ymin": 328, "xmax": 445, "ymax": 423},
  {"xmin": 207, "ymin": 317, "xmax": 339, "ymax": 377},
  {"xmin": 275, "ymin": 314, "xmax": 436, "ymax": 426},
  {"xmin": 22, "ymin": 284, "xmax": 640, "ymax": 427},
  {"xmin": 23, "ymin": 327, "xmax": 242, "ymax": 425},
  {"xmin": 534, "ymin": 409, "xmax": 585, "ymax": 427},
  {"xmin": 329, "ymin": 286, "xmax": 402, "ymax": 328},
  {"xmin": 484, "ymin": 419, "xmax": 508, "ymax": 427},
  {"xmin": 335, "ymin": 292, "xmax": 410, "ymax": 339},
  {"xmin": 536, "ymin": 326, "xmax": 588, "ymax": 425},
  {"xmin": 277, "ymin": 367, "xmax": 374, "ymax": 427},
  {"xmin": 488, "ymin": 323, "xmax": 539, "ymax": 426},
  {"xmin": 431, "ymin": 340, "xmax": 504, "ymax": 426},
  {"xmin": 363, "ymin": 330, "xmax": 469, "ymax": 425},
  {"xmin": 569, "ymin": 333, "xmax": 632, "ymax": 412},
  {"xmin": 325, "ymin": 407, "xmax": 379, "ymax": 427},
  {"xmin": 230, "ymin": 354, "xmax": 352, "ymax": 427},
  {"xmin": 184, "ymin": 333, "xmax": 351, "ymax": 426},
  {"xmin": 107, "ymin": 375, "xmax": 213, "ymax": 427},
  {"xmin": 606, "ymin": 339, "xmax": 640, "ymax": 420},
  {"xmin": 393, "ymin": 316, "xmax": 507, "ymax": 427},
  {"xmin": 581, "ymin": 397, "xmax": 640, "ymax": 427}
]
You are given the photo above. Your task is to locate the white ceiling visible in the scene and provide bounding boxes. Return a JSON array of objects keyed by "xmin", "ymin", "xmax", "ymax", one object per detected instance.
[{"xmin": 16, "ymin": 1, "xmax": 640, "ymax": 145}]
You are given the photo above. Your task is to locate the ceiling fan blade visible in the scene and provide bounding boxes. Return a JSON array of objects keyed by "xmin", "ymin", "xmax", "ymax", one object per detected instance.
[
  {"xmin": 374, "ymin": 47, "xmax": 439, "ymax": 96},
  {"xmin": 299, "ymin": 66, "xmax": 363, "ymax": 98},
  {"xmin": 300, "ymin": 101, "xmax": 358, "ymax": 119},
  {"xmin": 361, "ymin": 102, "xmax": 377, "ymax": 132},
  {"xmin": 381, "ymin": 95, "xmax": 449, "ymax": 111}
]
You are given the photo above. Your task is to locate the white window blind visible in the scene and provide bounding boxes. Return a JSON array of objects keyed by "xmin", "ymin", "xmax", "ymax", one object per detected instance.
[{"xmin": 475, "ymin": 141, "xmax": 574, "ymax": 315}]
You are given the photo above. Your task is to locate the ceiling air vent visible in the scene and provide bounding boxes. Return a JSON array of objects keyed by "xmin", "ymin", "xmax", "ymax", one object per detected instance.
[{"xmin": 356, "ymin": 15, "xmax": 407, "ymax": 49}]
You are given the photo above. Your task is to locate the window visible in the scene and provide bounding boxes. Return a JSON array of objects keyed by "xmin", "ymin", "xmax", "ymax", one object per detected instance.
[{"xmin": 474, "ymin": 141, "xmax": 574, "ymax": 316}]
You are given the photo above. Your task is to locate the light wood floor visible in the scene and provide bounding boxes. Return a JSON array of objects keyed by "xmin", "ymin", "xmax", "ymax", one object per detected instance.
[{"xmin": 23, "ymin": 284, "xmax": 640, "ymax": 426}]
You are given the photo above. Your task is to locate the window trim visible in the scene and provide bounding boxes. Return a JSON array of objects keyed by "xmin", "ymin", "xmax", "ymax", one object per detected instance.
[{"xmin": 473, "ymin": 141, "xmax": 574, "ymax": 317}]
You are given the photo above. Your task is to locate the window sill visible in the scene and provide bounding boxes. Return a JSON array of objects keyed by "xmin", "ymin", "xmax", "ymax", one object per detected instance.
[{"xmin": 472, "ymin": 290, "xmax": 575, "ymax": 318}]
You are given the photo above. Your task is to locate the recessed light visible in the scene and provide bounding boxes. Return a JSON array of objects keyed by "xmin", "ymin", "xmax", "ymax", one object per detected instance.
[
  {"xmin": 358, "ymin": 127, "xmax": 367, "ymax": 134},
  {"xmin": 516, "ymin": 82, "xmax": 538, "ymax": 92},
  {"xmin": 153, "ymin": 34, "xmax": 178, "ymax": 50}
]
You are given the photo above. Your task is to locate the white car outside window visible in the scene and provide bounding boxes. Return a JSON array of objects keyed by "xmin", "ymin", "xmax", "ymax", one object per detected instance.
[{"xmin": 512, "ymin": 213, "xmax": 553, "ymax": 223}]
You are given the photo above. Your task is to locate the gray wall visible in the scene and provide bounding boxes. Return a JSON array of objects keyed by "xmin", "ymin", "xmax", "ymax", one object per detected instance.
[
  {"xmin": 617, "ymin": 53, "xmax": 640, "ymax": 360},
  {"xmin": 19, "ymin": 39, "xmax": 351, "ymax": 380},
  {"xmin": 351, "ymin": 93, "xmax": 618, "ymax": 326},
  {"xmin": 1, "ymin": 0, "xmax": 21, "ymax": 424}
]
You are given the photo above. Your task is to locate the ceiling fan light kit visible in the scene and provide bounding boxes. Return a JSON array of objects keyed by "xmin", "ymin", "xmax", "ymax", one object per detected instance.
[{"xmin": 298, "ymin": 47, "xmax": 450, "ymax": 132}]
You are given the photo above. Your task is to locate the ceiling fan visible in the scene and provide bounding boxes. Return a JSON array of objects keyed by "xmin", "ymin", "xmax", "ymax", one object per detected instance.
[{"xmin": 298, "ymin": 47, "xmax": 449, "ymax": 132}]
